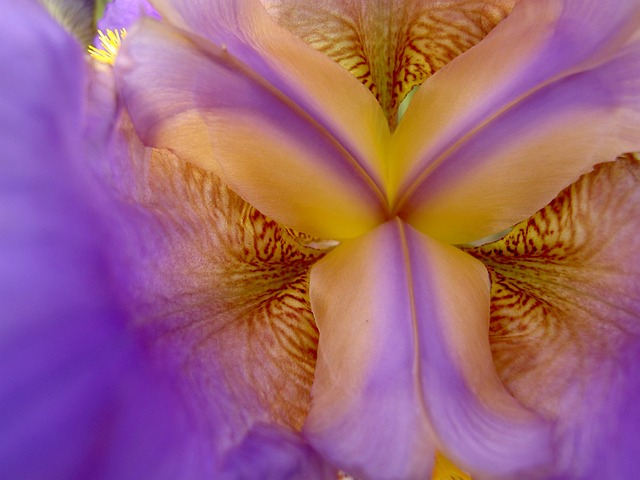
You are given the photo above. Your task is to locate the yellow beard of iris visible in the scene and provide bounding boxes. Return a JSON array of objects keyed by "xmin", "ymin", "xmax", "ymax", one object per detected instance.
[{"xmin": 88, "ymin": 28, "xmax": 127, "ymax": 65}]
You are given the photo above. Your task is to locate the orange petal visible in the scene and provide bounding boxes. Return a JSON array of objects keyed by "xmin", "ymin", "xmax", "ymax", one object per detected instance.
[
  {"xmin": 466, "ymin": 153, "xmax": 640, "ymax": 478},
  {"xmin": 392, "ymin": 0, "xmax": 640, "ymax": 244}
]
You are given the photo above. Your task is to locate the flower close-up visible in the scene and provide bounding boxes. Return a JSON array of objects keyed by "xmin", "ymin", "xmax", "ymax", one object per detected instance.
[{"xmin": 2, "ymin": 0, "xmax": 640, "ymax": 478}]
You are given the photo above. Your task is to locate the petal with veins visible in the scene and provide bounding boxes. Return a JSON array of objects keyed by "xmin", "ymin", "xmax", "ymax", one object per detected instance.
[
  {"xmin": 118, "ymin": 0, "xmax": 389, "ymax": 238},
  {"xmin": 466, "ymin": 154, "xmax": 640, "ymax": 478},
  {"xmin": 305, "ymin": 219, "xmax": 551, "ymax": 478},
  {"xmin": 261, "ymin": 0, "xmax": 515, "ymax": 125},
  {"xmin": 392, "ymin": 0, "xmax": 640, "ymax": 244},
  {"xmin": 100, "ymin": 115, "xmax": 333, "ymax": 475}
]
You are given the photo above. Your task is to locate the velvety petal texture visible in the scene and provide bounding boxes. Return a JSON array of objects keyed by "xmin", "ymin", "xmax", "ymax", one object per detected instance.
[
  {"xmin": 0, "ymin": 2, "xmax": 198, "ymax": 478},
  {"xmin": 100, "ymin": 115, "xmax": 335, "ymax": 477},
  {"xmin": 467, "ymin": 154, "xmax": 640, "ymax": 477},
  {"xmin": 261, "ymin": 0, "xmax": 515, "ymax": 125},
  {"xmin": 118, "ymin": 0, "xmax": 390, "ymax": 239},
  {"xmin": 110, "ymin": 0, "xmax": 640, "ymax": 477},
  {"xmin": 392, "ymin": 0, "xmax": 640, "ymax": 244},
  {"xmin": 305, "ymin": 219, "xmax": 551, "ymax": 478}
]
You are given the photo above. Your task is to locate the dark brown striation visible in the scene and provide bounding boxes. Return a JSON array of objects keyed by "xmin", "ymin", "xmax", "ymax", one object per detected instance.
[
  {"xmin": 261, "ymin": 0, "xmax": 515, "ymax": 126},
  {"xmin": 100, "ymin": 115, "xmax": 330, "ymax": 436},
  {"xmin": 465, "ymin": 153, "xmax": 640, "ymax": 440}
]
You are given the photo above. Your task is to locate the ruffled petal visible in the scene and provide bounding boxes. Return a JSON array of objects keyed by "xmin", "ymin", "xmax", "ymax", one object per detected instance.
[
  {"xmin": 117, "ymin": 0, "xmax": 390, "ymax": 239},
  {"xmin": 99, "ymin": 114, "xmax": 333, "ymax": 475},
  {"xmin": 392, "ymin": 0, "xmax": 640, "ymax": 244},
  {"xmin": 304, "ymin": 219, "xmax": 551, "ymax": 478},
  {"xmin": 261, "ymin": 0, "xmax": 515, "ymax": 126},
  {"xmin": 466, "ymin": 154, "xmax": 640, "ymax": 477},
  {"xmin": 0, "ymin": 2, "xmax": 198, "ymax": 478}
]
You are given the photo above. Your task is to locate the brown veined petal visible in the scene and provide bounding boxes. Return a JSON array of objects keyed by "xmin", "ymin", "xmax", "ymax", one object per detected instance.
[
  {"xmin": 100, "ymin": 115, "xmax": 333, "ymax": 474},
  {"xmin": 261, "ymin": 0, "xmax": 516, "ymax": 126},
  {"xmin": 465, "ymin": 154, "xmax": 640, "ymax": 478}
]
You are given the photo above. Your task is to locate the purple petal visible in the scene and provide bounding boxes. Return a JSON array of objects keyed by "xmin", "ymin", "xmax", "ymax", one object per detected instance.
[
  {"xmin": 221, "ymin": 424, "xmax": 334, "ymax": 479},
  {"xmin": 392, "ymin": 0, "xmax": 640, "ymax": 244},
  {"xmin": 467, "ymin": 154, "xmax": 640, "ymax": 477},
  {"xmin": 0, "ymin": 2, "xmax": 201, "ymax": 478},
  {"xmin": 305, "ymin": 219, "xmax": 551, "ymax": 478},
  {"xmin": 98, "ymin": 0, "xmax": 160, "ymax": 31},
  {"xmin": 99, "ymin": 100, "xmax": 340, "ymax": 473},
  {"xmin": 116, "ymin": 0, "xmax": 389, "ymax": 238},
  {"xmin": 102, "ymin": 114, "xmax": 334, "ymax": 476}
]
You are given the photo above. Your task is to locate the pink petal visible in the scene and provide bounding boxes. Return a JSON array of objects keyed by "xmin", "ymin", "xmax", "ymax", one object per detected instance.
[
  {"xmin": 117, "ymin": 0, "xmax": 389, "ymax": 238},
  {"xmin": 466, "ymin": 153, "xmax": 640, "ymax": 477},
  {"xmin": 304, "ymin": 219, "xmax": 551, "ymax": 478},
  {"xmin": 392, "ymin": 0, "xmax": 640, "ymax": 244}
]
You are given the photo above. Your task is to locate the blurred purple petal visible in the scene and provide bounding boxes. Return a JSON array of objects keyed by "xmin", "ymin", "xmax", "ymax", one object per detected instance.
[
  {"xmin": 98, "ymin": 0, "xmax": 160, "ymax": 31},
  {"xmin": 0, "ymin": 2, "xmax": 203, "ymax": 478},
  {"xmin": 305, "ymin": 219, "xmax": 551, "ymax": 478},
  {"xmin": 222, "ymin": 424, "xmax": 334, "ymax": 479}
]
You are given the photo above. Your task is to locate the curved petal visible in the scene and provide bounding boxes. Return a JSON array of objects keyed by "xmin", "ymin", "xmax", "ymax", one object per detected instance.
[
  {"xmin": 466, "ymin": 154, "xmax": 640, "ymax": 477},
  {"xmin": 100, "ymin": 114, "xmax": 333, "ymax": 475},
  {"xmin": 117, "ymin": 0, "xmax": 390, "ymax": 239},
  {"xmin": 0, "ymin": 2, "xmax": 198, "ymax": 478},
  {"xmin": 221, "ymin": 424, "xmax": 335, "ymax": 479},
  {"xmin": 392, "ymin": 0, "xmax": 640, "ymax": 244},
  {"xmin": 97, "ymin": 0, "xmax": 160, "ymax": 31},
  {"xmin": 304, "ymin": 219, "xmax": 551, "ymax": 478},
  {"xmin": 38, "ymin": 0, "xmax": 97, "ymax": 44},
  {"xmin": 261, "ymin": 0, "xmax": 515, "ymax": 125}
]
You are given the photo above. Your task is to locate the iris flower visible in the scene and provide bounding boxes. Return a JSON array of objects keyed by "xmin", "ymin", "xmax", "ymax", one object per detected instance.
[{"xmin": 2, "ymin": 0, "xmax": 640, "ymax": 478}]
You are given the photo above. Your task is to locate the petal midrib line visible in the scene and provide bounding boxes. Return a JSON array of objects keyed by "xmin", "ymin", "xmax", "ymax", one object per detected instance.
[
  {"xmin": 396, "ymin": 219, "xmax": 432, "ymax": 428},
  {"xmin": 184, "ymin": 28, "xmax": 391, "ymax": 212},
  {"xmin": 388, "ymin": 6, "xmax": 640, "ymax": 216},
  {"xmin": 390, "ymin": 67, "xmax": 599, "ymax": 215}
]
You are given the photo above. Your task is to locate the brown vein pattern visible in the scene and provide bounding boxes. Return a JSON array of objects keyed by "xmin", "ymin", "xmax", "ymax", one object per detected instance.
[
  {"xmin": 261, "ymin": 0, "xmax": 515, "ymax": 125},
  {"xmin": 102, "ymin": 116, "xmax": 329, "ymax": 437},
  {"xmin": 465, "ymin": 154, "xmax": 640, "ymax": 423}
]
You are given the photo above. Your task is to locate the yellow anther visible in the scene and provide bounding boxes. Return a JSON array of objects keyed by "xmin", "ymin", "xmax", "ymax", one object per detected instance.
[{"xmin": 88, "ymin": 28, "xmax": 127, "ymax": 65}]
